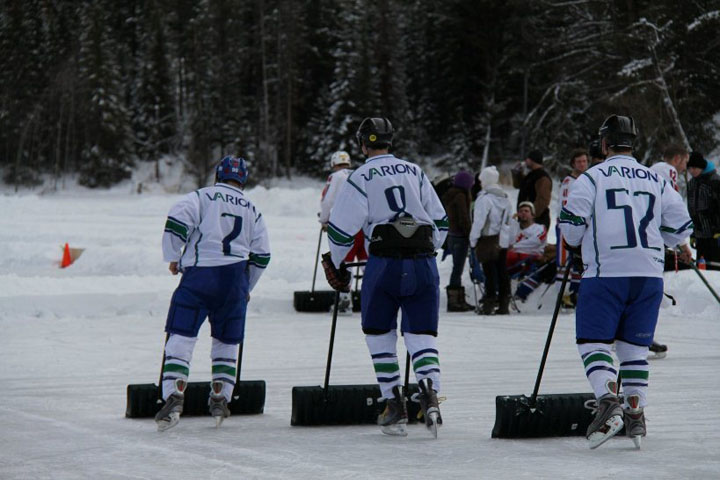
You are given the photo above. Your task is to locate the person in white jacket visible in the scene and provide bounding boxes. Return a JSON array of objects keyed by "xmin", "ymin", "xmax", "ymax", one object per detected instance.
[{"xmin": 469, "ymin": 166, "xmax": 512, "ymax": 315}]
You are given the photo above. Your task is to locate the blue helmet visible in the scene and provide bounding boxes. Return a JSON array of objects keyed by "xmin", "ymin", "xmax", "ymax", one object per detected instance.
[{"xmin": 216, "ymin": 156, "xmax": 248, "ymax": 185}]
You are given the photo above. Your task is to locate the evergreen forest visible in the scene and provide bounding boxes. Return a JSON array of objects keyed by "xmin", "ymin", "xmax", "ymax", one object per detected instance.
[{"xmin": 2, "ymin": 0, "xmax": 719, "ymax": 189}]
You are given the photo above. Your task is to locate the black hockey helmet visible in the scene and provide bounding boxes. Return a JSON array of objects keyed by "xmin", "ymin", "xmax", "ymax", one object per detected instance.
[
  {"xmin": 588, "ymin": 139, "xmax": 604, "ymax": 159},
  {"xmin": 598, "ymin": 114, "xmax": 637, "ymax": 149},
  {"xmin": 355, "ymin": 117, "xmax": 393, "ymax": 149}
]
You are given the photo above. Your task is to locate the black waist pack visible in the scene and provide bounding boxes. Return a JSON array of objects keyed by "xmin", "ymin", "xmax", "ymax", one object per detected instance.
[{"xmin": 369, "ymin": 217, "xmax": 434, "ymax": 258}]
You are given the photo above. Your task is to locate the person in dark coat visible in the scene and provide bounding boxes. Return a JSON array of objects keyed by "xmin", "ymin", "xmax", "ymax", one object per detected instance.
[
  {"xmin": 441, "ymin": 170, "xmax": 475, "ymax": 311},
  {"xmin": 687, "ymin": 152, "xmax": 720, "ymax": 269},
  {"xmin": 511, "ymin": 150, "xmax": 553, "ymax": 230}
]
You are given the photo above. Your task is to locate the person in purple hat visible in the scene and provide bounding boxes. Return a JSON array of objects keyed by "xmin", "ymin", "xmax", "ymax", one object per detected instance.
[{"xmin": 440, "ymin": 170, "xmax": 476, "ymax": 311}]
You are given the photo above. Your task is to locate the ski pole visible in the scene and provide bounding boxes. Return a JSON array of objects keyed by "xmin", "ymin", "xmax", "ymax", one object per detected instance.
[
  {"xmin": 536, "ymin": 281, "xmax": 555, "ymax": 310},
  {"xmin": 689, "ymin": 260, "xmax": 720, "ymax": 304}
]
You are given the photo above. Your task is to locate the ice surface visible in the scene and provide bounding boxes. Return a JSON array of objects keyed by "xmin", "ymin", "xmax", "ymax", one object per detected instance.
[{"xmin": 1, "ymin": 181, "xmax": 718, "ymax": 479}]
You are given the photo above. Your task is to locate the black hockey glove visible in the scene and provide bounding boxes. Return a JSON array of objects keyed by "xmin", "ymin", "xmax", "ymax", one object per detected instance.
[
  {"xmin": 563, "ymin": 240, "xmax": 584, "ymax": 273},
  {"xmin": 321, "ymin": 252, "xmax": 351, "ymax": 292}
]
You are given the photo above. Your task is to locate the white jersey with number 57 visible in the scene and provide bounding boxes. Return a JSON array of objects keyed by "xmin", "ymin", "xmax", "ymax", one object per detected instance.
[
  {"xmin": 162, "ymin": 182, "xmax": 271, "ymax": 291},
  {"xmin": 559, "ymin": 155, "xmax": 692, "ymax": 278},
  {"xmin": 327, "ymin": 154, "xmax": 448, "ymax": 268}
]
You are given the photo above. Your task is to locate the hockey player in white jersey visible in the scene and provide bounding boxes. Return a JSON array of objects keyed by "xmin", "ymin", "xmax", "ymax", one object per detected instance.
[
  {"xmin": 321, "ymin": 117, "xmax": 448, "ymax": 437},
  {"xmin": 555, "ymin": 149, "xmax": 589, "ymax": 308},
  {"xmin": 559, "ymin": 115, "xmax": 692, "ymax": 449},
  {"xmin": 319, "ymin": 151, "xmax": 353, "ymax": 225},
  {"xmin": 646, "ymin": 144, "xmax": 693, "ymax": 358},
  {"xmin": 319, "ymin": 150, "xmax": 367, "ymax": 311},
  {"xmin": 155, "ymin": 156, "xmax": 271, "ymax": 431}
]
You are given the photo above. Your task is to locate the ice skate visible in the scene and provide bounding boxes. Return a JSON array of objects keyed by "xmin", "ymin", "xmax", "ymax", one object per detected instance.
[
  {"xmin": 338, "ymin": 293, "xmax": 352, "ymax": 315},
  {"xmin": 586, "ymin": 394, "xmax": 624, "ymax": 449},
  {"xmin": 209, "ymin": 381, "xmax": 231, "ymax": 428},
  {"xmin": 624, "ymin": 395, "xmax": 646, "ymax": 449},
  {"xmin": 155, "ymin": 392, "xmax": 184, "ymax": 432},
  {"xmin": 561, "ymin": 293, "xmax": 576, "ymax": 310},
  {"xmin": 417, "ymin": 378, "xmax": 442, "ymax": 438},
  {"xmin": 648, "ymin": 341, "xmax": 667, "ymax": 360},
  {"xmin": 377, "ymin": 385, "xmax": 408, "ymax": 436}
]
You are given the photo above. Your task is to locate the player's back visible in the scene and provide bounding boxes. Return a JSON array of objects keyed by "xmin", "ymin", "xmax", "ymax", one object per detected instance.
[
  {"xmin": 350, "ymin": 154, "xmax": 432, "ymax": 228},
  {"xmin": 581, "ymin": 155, "xmax": 670, "ymax": 277},
  {"xmin": 184, "ymin": 183, "xmax": 260, "ymax": 267}
]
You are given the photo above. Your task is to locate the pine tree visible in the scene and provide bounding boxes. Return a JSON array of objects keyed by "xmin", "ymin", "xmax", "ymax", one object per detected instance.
[
  {"xmin": 77, "ymin": 1, "xmax": 133, "ymax": 188},
  {"xmin": 133, "ymin": 0, "xmax": 177, "ymax": 179}
]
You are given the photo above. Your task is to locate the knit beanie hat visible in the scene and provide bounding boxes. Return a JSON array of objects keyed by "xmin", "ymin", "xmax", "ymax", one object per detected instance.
[
  {"xmin": 453, "ymin": 170, "xmax": 474, "ymax": 190},
  {"xmin": 688, "ymin": 151, "xmax": 707, "ymax": 170},
  {"xmin": 527, "ymin": 150, "xmax": 544, "ymax": 165},
  {"xmin": 518, "ymin": 201, "xmax": 535, "ymax": 216},
  {"xmin": 479, "ymin": 166, "xmax": 500, "ymax": 188}
]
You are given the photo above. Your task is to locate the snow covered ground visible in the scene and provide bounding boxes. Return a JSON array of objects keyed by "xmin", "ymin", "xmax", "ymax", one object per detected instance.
[{"xmin": 1, "ymin": 179, "xmax": 719, "ymax": 479}]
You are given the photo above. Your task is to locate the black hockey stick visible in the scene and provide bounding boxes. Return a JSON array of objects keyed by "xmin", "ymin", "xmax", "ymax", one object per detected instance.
[
  {"xmin": 231, "ymin": 342, "xmax": 245, "ymax": 402},
  {"xmin": 323, "ymin": 290, "xmax": 341, "ymax": 401},
  {"xmin": 311, "ymin": 227, "xmax": 323, "ymax": 293},
  {"xmin": 529, "ymin": 259, "xmax": 571, "ymax": 408},
  {"xmin": 404, "ymin": 350, "xmax": 411, "ymax": 390},
  {"xmin": 321, "ymin": 261, "xmax": 369, "ymax": 399},
  {"xmin": 157, "ymin": 333, "xmax": 170, "ymax": 404}
]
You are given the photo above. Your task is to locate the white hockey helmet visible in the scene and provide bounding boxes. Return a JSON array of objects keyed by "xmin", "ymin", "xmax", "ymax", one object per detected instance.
[{"xmin": 330, "ymin": 150, "xmax": 351, "ymax": 168}]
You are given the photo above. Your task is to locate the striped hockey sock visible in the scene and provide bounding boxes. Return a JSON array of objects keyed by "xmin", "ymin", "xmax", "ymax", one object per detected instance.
[
  {"xmin": 404, "ymin": 333, "xmax": 441, "ymax": 393},
  {"xmin": 211, "ymin": 338, "xmax": 238, "ymax": 402},
  {"xmin": 365, "ymin": 331, "xmax": 401, "ymax": 399},
  {"xmin": 578, "ymin": 343, "xmax": 617, "ymax": 399},
  {"xmin": 616, "ymin": 340, "xmax": 649, "ymax": 408},
  {"xmin": 162, "ymin": 334, "xmax": 198, "ymax": 400}
]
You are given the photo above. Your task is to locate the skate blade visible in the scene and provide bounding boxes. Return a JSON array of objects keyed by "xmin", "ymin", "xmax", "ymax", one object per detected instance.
[
  {"xmin": 631, "ymin": 435, "xmax": 642, "ymax": 449},
  {"xmin": 588, "ymin": 415, "xmax": 624, "ymax": 449},
  {"xmin": 214, "ymin": 416, "xmax": 225, "ymax": 428},
  {"xmin": 427, "ymin": 412, "xmax": 439, "ymax": 439},
  {"xmin": 156, "ymin": 412, "xmax": 180, "ymax": 432},
  {"xmin": 648, "ymin": 352, "xmax": 666, "ymax": 360},
  {"xmin": 380, "ymin": 423, "xmax": 408, "ymax": 437}
]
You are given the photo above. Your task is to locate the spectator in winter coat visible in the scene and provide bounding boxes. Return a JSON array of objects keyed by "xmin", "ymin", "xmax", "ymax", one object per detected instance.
[
  {"xmin": 687, "ymin": 152, "xmax": 720, "ymax": 269},
  {"xmin": 511, "ymin": 150, "xmax": 553, "ymax": 229},
  {"xmin": 441, "ymin": 170, "xmax": 475, "ymax": 312},
  {"xmin": 469, "ymin": 166, "xmax": 512, "ymax": 315}
]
